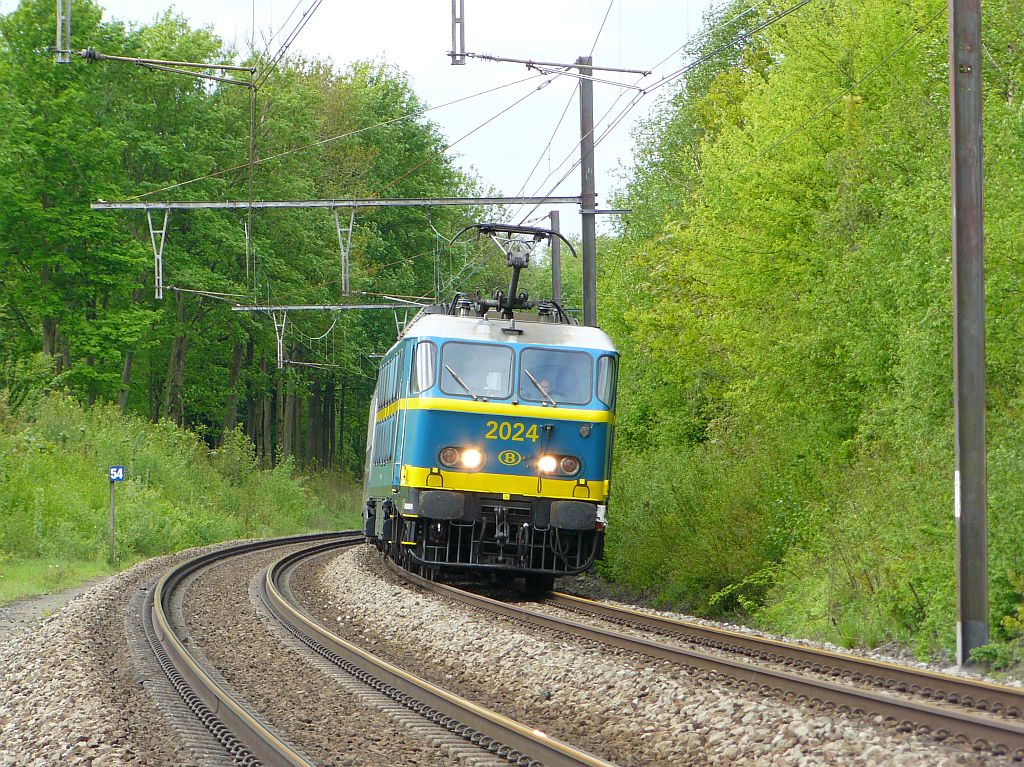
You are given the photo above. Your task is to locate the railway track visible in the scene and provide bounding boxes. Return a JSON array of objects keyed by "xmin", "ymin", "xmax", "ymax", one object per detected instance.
[
  {"xmin": 389, "ymin": 563, "xmax": 1024, "ymax": 761},
  {"xmin": 544, "ymin": 591, "xmax": 1024, "ymax": 717},
  {"xmin": 147, "ymin": 533, "xmax": 619, "ymax": 767},
  {"xmin": 145, "ymin": 532, "xmax": 354, "ymax": 766}
]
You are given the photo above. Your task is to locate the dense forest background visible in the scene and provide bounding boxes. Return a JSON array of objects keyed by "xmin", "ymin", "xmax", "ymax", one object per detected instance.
[
  {"xmin": 0, "ymin": 0, "xmax": 506, "ymax": 593},
  {"xmin": 600, "ymin": 0, "xmax": 1024, "ymax": 662},
  {"xmin": 3, "ymin": 0, "xmax": 1024, "ymax": 662},
  {"xmin": 0, "ymin": 0, "xmax": 503, "ymax": 470}
]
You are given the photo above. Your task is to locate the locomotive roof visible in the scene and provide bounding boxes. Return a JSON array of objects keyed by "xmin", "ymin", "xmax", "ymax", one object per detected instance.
[{"xmin": 398, "ymin": 310, "xmax": 618, "ymax": 352}]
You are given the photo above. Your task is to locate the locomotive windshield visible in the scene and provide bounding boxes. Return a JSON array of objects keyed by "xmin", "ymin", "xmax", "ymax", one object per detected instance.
[
  {"xmin": 440, "ymin": 342, "xmax": 514, "ymax": 400},
  {"xmin": 519, "ymin": 348, "xmax": 593, "ymax": 406}
]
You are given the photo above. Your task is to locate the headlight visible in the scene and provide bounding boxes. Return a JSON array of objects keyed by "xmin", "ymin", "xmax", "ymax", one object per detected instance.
[
  {"xmin": 440, "ymin": 446, "xmax": 484, "ymax": 470},
  {"xmin": 538, "ymin": 454, "xmax": 581, "ymax": 476},
  {"xmin": 460, "ymin": 448, "xmax": 483, "ymax": 469}
]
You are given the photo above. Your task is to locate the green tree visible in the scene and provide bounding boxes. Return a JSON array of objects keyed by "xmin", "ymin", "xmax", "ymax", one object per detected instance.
[{"xmin": 600, "ymin": 0, "xmax": 1024, "ymax": 657}]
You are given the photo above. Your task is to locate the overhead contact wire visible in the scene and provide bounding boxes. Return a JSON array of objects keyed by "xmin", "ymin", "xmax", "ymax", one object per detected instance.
[
  {"xmin": 128, "ymin": 72, "xmax": 548, "ymax": 200},
  {"xmin": 375, "ymin": 73, "xmax": 561, "ymax": 196},
  {"xmin": 516, "ymin": 0, "xmax": 820, "ymax": 224},
  {"xmin": 256, "ymin": 0, "xmax": 325, "ymax": 89},
  {"xmin": 504, "ymin": 80, "xmax": 580, "ymax": 223}
]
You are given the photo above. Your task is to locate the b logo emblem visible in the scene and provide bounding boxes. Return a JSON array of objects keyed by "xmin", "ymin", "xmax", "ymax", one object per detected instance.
[{"xmin": 498, "ymin": 450, "xmax": 522, "ymax": 466}]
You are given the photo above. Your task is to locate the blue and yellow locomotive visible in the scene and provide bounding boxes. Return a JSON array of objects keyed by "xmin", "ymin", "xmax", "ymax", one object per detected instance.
[{"xmin": 363, "ymin": 224, "xmax": 618, "ymax": 592}]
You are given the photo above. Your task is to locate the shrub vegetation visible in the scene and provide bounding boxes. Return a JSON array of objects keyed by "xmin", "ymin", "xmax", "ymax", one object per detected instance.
[
  {"xmin": 599, "ymin": 0, "xmax": 1024, "ymax": 666},
  {"xmin": 0, "ymin": 391, "xmax": 360, "ymax": 602}
]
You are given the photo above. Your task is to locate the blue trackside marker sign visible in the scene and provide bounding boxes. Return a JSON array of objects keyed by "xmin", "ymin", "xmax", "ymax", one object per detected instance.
[{"xmin": 109, "ymin": 466, "xmax": 125, "ymax": 482}]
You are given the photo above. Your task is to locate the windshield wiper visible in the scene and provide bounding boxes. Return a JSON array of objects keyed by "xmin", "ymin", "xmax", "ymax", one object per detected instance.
[
  {"xmin": 445, "ymin": 364, "xmax": 483, "ymax": 401},
  {"xmin": 524, "ymin": 368, "xmax": 557, "ymax": 407}
]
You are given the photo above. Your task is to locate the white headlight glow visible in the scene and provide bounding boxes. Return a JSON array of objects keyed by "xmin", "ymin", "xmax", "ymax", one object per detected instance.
[
  {"xmin": 538, "ymin": 455, "xmax": 558, "ymax": 473},
  {"xmin": 460, "ymin": 448, "xmax": 483, "ymax": 469}
]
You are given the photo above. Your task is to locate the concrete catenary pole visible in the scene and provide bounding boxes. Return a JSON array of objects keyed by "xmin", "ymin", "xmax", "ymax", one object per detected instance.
[
  {"xmin": 578, "ymin": 56, "xmax": 597, "ymax": 327},
  {"xmin": 549, "ymin": 210, "xmax": 563, "ymax": 305},
  {"xmin": 949, "ymin": 0, "xmax": 988, "ymax": 664}
]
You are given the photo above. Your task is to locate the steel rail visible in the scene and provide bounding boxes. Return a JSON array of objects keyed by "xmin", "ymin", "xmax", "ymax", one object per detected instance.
[
  {"xmin": 388, "ymin": 564, "xmax": 1024, "ymax": 760},
  {"xmin": 265, "ymin": 542, "xmax": 619, "ymax": 767},
  {"xmin": 545, "ymin": 591, "xmax": 1024, "ymax": 718},
  {"xmin": 148, "ymin": 531, "xmax": 361, "ymax": 767}
]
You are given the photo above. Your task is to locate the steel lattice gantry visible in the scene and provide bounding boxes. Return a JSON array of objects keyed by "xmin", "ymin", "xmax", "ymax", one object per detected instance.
[{"xmin": 92, "ymin": 196, "xmax": 583, "ymax": 300}]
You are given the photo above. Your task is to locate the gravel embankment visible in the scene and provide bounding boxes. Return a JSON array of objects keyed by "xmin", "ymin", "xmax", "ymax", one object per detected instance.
[
  {"xmin": 182, "ymin": 545, "xmax": 488, "ymax": 766},
  {"xmin": 295, "ymin": 545, "xmax": 1010, "ymax": 767},
  {"xmin": 0, "ymin": 555, "xmax": 195, "ymax": 767},
  {"xmin": 556, "ymin": 574, "xmax": 1024, "ymax": 687},
  {"xmin": 520, "ymin": 596, "xmax": 1024, "ymax": 711}
]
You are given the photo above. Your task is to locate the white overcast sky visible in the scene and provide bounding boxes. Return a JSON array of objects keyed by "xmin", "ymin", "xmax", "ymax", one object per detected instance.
[{"xmin": 8, "ymin": 0, "xmax": 720, "ymax": 234}]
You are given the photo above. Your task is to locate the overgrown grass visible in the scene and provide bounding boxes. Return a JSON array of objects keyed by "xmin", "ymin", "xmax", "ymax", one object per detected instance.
[
  {"xmin": 302, "ymin": 472, "xmax": 364, "ymax": 532},
  {"xmin": 600, "ymin": 443, "xmax": 783, "ymax": 613},
  {"xmin": 0, "ymin": 557, "xmax": 115, "ymax": 604},
  {"xmin": 0, "ymin": 392, "xmax": 362, "ymax": 605}
]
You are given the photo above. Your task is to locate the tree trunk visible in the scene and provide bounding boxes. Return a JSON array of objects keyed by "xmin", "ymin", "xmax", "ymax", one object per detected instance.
[
  {"xmin": 41, "ymin": 316, "xmax": 57, "ymax": 358},
  {"xmin": 219, "ymin": 337, "xmax": 246, "ymax": 445},
  {"xmin": 255, "ymin": 359, "xmax": 266, "ymax": 463},
  {"xmin": 244, "ymin": 338, "xmax": 257, "ymax": 444},
  {"xmin": 162, "ymin": 291, "xmax": 190, "ymax": 425},
  {"xmin": 55, "ymin": 331, "xmax": 70, "ymax": 377},
  {"xmin": 306, "ymin": 378, "xmax": 320, "ymax": 470},
  {"xmin": 337, "ymin": 377, "xmax": 346, "ymax": 473},
  {"xmin": 276, "ymin": 372, "xmax": 285, "ymax": 458},
  {"xmin": 326, "ymin": 376, "xmax": 336, "ymax": 469},
  {"xmin": 319, "ymin": 378, "xmax": 329, "ymax": 469},
  {"xmin": 261, "ymin": 359, "xmax": 273, "ymax": 467},
  {"xmin": 40, "ymin": 265, "xmax": 57, "ymax": 364},
  {"xmin": 84, "ymin": 295, "xmax": 97, "ymax": 406},
  {"xmin": 118, "ymin": 352, "xmax": 133, "ymax": 414},
  {"xmin": 149, "ymin": 354, "xmax": 161, "ymax": 422},
  {"xmin": 85, "ymin": 354, "xmax": 96, "ymax": 407},
  {"xmin": 254, "ymin": 394, "xmax": 264, "ymax": 462},
  {"xmin": 246, "ymin": 389, "xmax": 257, "ymax": 446},
  {"xmin": 118, "ymin": 283, "xmax": 147, "ymax": 415},
  {"xmin": 292, "ymin": 385, "xmax": 303, "ymax": 467},
  {"xmin": 282, "ymin": 375, "xmax": 294, "ymax": 460}
]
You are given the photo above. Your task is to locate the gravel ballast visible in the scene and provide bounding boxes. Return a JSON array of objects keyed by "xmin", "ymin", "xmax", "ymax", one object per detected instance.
[
  {"xmin": 1, "ymin": 540, "xmax": 1016, "ymax": 767},
  {"xmin": 296, "ymin": 545, "xmax": 1011, "ymax": 767},
  {"xmin": 182, "ymin": 544, "xmax": 507, "ymax": 767},
  {"xmin": 557, "ymin": 573, "xmax": 1024, "ymax": 688},
  {"xmin": 0, "ymin": 555, "xmax": 196, "ymax": 767}
]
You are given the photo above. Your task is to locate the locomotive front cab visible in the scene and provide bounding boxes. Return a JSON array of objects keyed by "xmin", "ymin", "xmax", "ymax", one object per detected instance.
[{"xmin": 364, "ymin": 313, "xmax": 618, "ymax": 587}]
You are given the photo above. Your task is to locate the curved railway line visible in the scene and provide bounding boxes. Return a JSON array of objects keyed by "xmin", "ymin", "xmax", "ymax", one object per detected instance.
[
  {"xmin": 134, "ymin": 532, "xmax": 1024, "ymax": 764},
  {"xmin": 543, "ymin": 591, "xmax": 1024, "ymax": 718},
  {"xmin": 388, "ymin": 562, "xmax": 1024, "ymax": 762},
  {"xmin": 145, "ymin": 532, "xmax": 352, "ymax": 767},
  {"xmin": 146, "ymin": 533, "xmax": 618, "ymax": 767}
]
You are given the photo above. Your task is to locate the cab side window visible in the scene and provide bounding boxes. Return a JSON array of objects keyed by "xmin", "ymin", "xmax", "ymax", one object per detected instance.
[
  {"xmin": 596, "ymin": 355, "xmax": 617, "ymax": 408},
  {"xmin": 411, "ymin": 341, "xmax": 437, "ymax": 394}
]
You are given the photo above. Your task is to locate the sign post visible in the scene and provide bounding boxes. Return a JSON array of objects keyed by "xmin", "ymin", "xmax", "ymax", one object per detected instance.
[{"xmin": 108, "ymin": 466, "xmax": 125, "ymax": 567}]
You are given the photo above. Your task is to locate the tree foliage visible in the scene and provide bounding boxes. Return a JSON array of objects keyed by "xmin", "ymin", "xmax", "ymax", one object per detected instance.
[
  {"xmin": 602, "ymin": 0, "xmax": 1024, "ymax": 658},
  {"xmin": 0, "ymin": 0, "xmax": 494, "ymax": 472}
]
